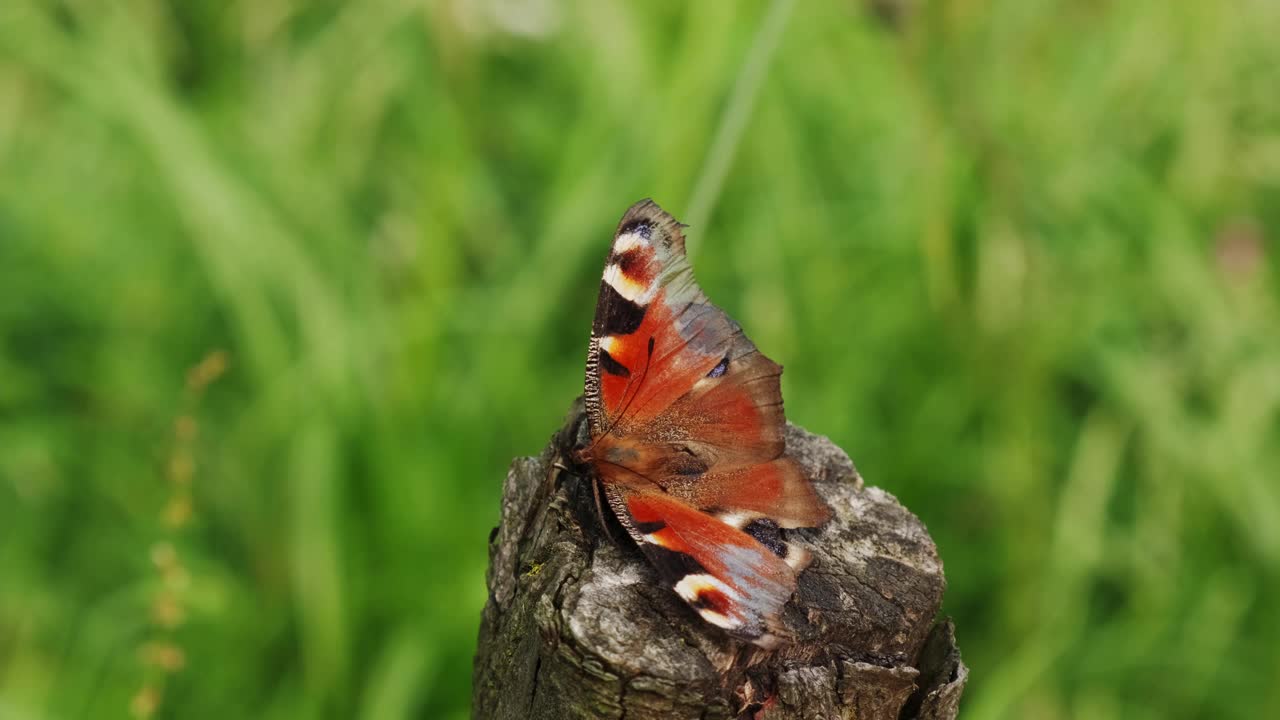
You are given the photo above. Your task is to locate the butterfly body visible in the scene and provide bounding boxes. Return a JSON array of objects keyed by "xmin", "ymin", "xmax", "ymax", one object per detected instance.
[{"xmin": 575, "ymin": 200, "xmax": 830, "ymax": 648}]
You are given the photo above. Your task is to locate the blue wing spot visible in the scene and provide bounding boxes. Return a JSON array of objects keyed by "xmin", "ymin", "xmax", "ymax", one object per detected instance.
[{"xmin": 706, "ymin": 356, "xmax": 729, "ymax": 378}]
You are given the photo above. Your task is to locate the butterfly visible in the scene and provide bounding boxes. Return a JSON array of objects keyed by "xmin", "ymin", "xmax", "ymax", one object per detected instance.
[{"xmin": 573, "ymin": 199, "xmax": 831, "ymax": 648}]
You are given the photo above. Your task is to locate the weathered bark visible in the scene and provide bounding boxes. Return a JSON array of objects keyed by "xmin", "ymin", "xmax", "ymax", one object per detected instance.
[{"xmin": 473, "ymin": 402, "xmax": 967, "ymax": 719}]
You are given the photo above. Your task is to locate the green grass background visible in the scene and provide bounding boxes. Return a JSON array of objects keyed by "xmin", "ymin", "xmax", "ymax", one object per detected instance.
[{"xmin": 2, "ymin": 1, "xmax": 1279, "ymax": 718}]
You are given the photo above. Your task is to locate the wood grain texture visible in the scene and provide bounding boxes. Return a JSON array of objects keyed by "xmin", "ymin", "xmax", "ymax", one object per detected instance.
[{"xmin": 473, "ymin": 401, "xmax": 967, "ymax": 719}]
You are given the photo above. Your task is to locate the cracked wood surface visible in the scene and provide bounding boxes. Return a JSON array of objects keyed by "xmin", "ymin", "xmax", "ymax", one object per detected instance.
[{"xmin": 473, "ymin": 404, "xmax": 967, "ymax": 719}]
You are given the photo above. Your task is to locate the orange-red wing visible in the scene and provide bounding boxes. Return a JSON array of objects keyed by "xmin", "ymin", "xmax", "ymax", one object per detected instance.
[
  {"xmin": 583, "ymin": 200, "xmax": 788, "ymax": 458},
  {"xmin": 608, "ymin": 487, "xmax": 801, "ymax": 647},
  {"xmin": 584, "ymin": 200, "xmax": 736, "ymax": 437}
]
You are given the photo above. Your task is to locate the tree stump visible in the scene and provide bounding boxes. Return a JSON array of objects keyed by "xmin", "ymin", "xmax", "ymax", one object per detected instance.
[{"xmin": 473, "ymin": 402, "xmax": 967, "ymax": 719}]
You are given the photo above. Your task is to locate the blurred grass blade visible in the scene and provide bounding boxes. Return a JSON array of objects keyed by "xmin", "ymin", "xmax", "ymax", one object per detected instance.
[{"xmin": 684, "ymin": 0, "xmax": 797, "ymax": 236}]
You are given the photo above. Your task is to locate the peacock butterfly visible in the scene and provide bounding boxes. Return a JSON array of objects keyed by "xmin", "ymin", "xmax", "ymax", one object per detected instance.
[{"xmin": 571, "ymin": 199, "xmax": 831, "ymax": 648}]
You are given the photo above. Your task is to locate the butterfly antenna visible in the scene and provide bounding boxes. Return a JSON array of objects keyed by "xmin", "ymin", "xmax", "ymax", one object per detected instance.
[{"xmin": 588, "ymin": 336, "xmax": 655, "ymax": 449}]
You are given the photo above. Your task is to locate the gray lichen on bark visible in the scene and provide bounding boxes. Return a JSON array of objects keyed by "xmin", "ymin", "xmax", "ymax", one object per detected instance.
[{"xmin": 473, "ymin": 403, "xmax": 967, "ymax": 719}]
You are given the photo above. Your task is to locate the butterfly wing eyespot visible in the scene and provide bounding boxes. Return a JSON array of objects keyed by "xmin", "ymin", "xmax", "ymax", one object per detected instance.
[{"xmin": 582, "ymin": 199, "xmax": 829, "ymax": 646}]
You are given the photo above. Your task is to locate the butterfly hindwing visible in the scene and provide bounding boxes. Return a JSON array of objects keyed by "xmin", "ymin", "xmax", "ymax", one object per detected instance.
[
  {"xmin": 581, "ymin": 199, "xmax": 830, "ymax": 646},
  {"xmin": 606, "ymin": 486, "xmax": 808, "ymax": 648}
]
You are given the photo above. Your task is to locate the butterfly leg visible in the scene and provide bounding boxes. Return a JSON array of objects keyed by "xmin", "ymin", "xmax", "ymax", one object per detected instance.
[{"xmin": 591, "ymin": 473, "xmax": 620, "ymax": 544}]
